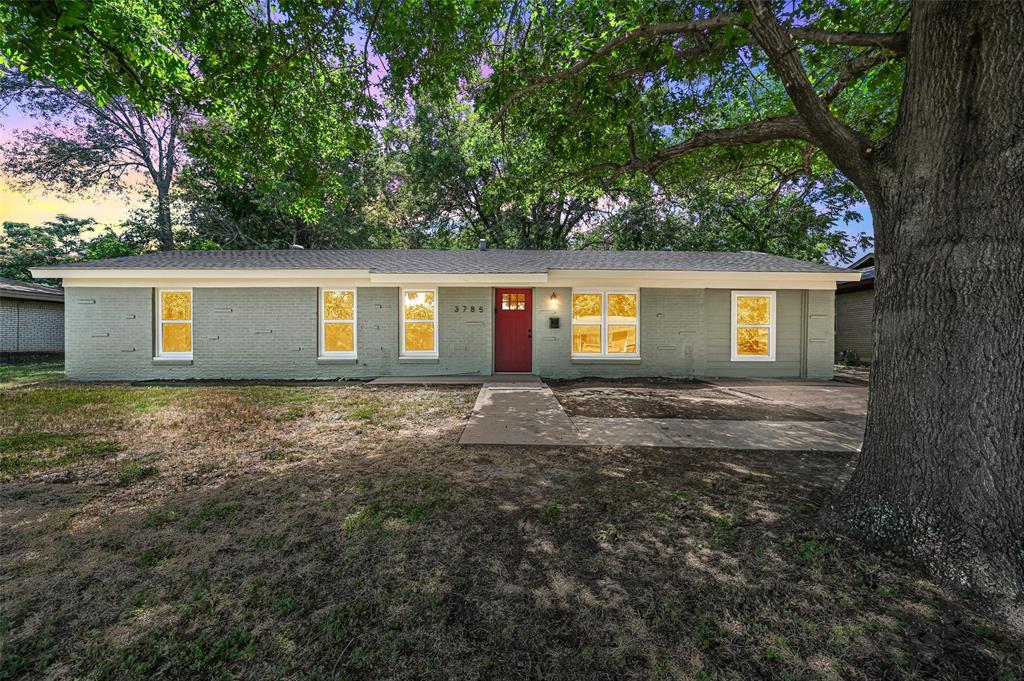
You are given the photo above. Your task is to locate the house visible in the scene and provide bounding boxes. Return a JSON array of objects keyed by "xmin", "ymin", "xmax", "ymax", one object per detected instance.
[
  {"xmin": 834, "ymin": 252, "xmax": 875, "ymax": 363},
  {"xmin": 31, "ymin": 248, "xmax": 861, "ymax": 381},
  {"xmin": 0, "ymin": 276, "xmax": 65, "ymax": 363}
]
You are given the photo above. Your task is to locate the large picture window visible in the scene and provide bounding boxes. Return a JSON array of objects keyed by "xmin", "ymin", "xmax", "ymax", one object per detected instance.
[
  {"xmin": 731, "ymin": 291, "xmax": 776, "ymax": 361},
  {"xmin": 571, "ymin": 290, "xmax": 639, "ymax": 357},
  {"xmin": 157, "ymin": 289, "xmax": 192, "ymax": 358},
  {"xmin": 321, "ymin": 289, "xmax": 357, "ymax": 358},
  {"xmin": 401, "ymin": 288, "xmax": 437, "ymax": 357}
]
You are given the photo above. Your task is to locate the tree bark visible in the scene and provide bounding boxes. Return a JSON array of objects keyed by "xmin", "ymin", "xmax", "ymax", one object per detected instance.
[
  {"xmin": 156, "ymin": 186, "xmax": 174, "ymax": 251},
  {"xmin": 830, "ymin": 1, "xmax": 1024, "ymax": 598}
]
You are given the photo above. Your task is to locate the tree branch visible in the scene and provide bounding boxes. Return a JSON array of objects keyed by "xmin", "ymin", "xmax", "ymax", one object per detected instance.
[
  {"xmin": 823, "ymin": 49, "xmax": 894, "ymax": 104},
  {"xmin": 744, "ymin": 0, "xmax": 879, "ymax": 201},
  {"xmin": 498, "ymin": 13, "xmax": 907, "ymax": 116},
  {"xmin": 602, "ymin": 115, "xmax": 813, "ymax": 176},
  {"xmin": 786, "ymin": 27, "xmax": 907, "ymax": 53},
  {"xmin": 498, "ymin": 15, "xmax": 742, "ymax": 117}
]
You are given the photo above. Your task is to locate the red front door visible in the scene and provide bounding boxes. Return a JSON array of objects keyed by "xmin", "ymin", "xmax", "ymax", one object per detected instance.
[{"xmin": 494, "ymin": 288, "xmax": 532, "ymax": 372}]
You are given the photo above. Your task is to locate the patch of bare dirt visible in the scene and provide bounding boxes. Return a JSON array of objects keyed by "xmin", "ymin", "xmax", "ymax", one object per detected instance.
[
  {"xmin": 1, "ymin": 382, "xmax": 1020, "ymax": 680},
  {"xmin": 550, "ymin": 380, "xmax": 828, "ymax": 421}
]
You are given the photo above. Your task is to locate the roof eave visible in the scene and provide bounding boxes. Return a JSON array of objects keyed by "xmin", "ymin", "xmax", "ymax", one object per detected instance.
[{"xmin": 0, "ymin": 290, "xmax": 64, "ymax": 302}]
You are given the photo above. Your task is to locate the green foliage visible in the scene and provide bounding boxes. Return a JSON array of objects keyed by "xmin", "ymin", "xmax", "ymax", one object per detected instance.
[
  {"xmin": 1, "ymin": 0, "xmax": 897, "ymax": 258},
  {"xmin": 0, "ymin": 215, "xmax": 98, "ymax": 283},
  {"xmin": 0, "ymin": 215, "xmax": 222, "ymax": 284},
  {"xmin": 0, "ymin": 0, "xmax": 191, "ymax": 111}
]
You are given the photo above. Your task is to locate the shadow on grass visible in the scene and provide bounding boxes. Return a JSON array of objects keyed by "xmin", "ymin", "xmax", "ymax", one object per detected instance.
[{"xmin": 0, "ymin": 388, "xmax": 1021, "ymax": 680}]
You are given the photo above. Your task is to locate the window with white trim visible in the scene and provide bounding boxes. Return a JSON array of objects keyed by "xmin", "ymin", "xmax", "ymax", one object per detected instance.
[
  {"xmin": 571, "ymin": 290, "xmax": 639, "ymax": 357},
  {"xmin": 731, "ymin": 290, "xmax": 776, "ymax": 361},
  {"xmin": 320, "ymin": 289, "xmax": 357, "ymax": 358},
  {"xmin": 401, "ymin": 288, "xmax": 438, "ymax": 357},
  {"xmin": 156, "ymin": 288, "xmax": 192, "ymax": 358}
]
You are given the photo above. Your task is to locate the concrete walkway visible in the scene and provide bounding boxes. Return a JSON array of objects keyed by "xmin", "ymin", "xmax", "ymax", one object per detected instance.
[
  {"xmin": 459, "ymin": 382, "xmax": 585, "ymax": 446},
  {"xmin": 459, "ymin": 376, "xmax": 865, "ymax": 451},
  {"xmin": 572, "ymin": 417, "xmax": 862, "ymax": 451},
  {"xmin": 368, "ymin": 374, "xmax": 543, "ymax": 386}
]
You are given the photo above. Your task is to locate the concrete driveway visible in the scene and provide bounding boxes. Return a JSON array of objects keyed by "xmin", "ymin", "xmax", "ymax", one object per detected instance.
[
  {"xmin": 460, "ymin": 377, "xmax": 867, "ymax": 451},
  {"xmin": 705, "ymin": 378, "xmax": 868, "ymax": 425}
]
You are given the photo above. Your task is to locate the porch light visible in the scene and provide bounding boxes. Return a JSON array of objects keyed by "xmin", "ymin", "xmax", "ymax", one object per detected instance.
[{"xmin": 549, "ymin": 292, "xmax": 558, "ymax": 304}]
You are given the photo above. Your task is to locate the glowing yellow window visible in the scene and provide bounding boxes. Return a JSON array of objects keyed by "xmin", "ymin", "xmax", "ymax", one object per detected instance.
[
  {"xmin": 572, "ymin": 291, "xmax": 640, "ymax": 357},
  {"xmin": 607, "ymin": 325, "xmax": 637, "ymax": 354},
  {"xmin": 158, "ymin": 289, "xmax": 192, "ymax": 356},
  {"xmin": 501, "ymin": 293, "xmax": 526, "ymax": 310},
  {"xmin": 402, "ymin": 289, "xmax": 436, "ymax": 355},
  {"xmin": 732, "ymin": 291, "xmax": 775, "ymax": 361},
  {"xmin": 321, "ymin": 289, "xmax": 356, "ymax": 356},
  {"xmin": 572, "ymin": 293, "xmax": 602, "ymax": 323}
]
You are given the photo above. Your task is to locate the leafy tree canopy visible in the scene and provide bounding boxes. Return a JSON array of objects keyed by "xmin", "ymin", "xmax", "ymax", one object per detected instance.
[{"xmin": 1, "ymin": 0, "xmax": 886, "ymax": 261}]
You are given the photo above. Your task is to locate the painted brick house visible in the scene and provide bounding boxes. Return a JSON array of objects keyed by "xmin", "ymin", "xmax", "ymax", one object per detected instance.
[
  {"xmin": 834, "ymin": 252, "xmax": 875, "ymax": 363},
  {"xmin": 0, "ymin": 276, "xmax": 64, "ymax": 363},
  {"xmin": 32, "ymin": 248, "xmax": 861, "ymax": 381}
]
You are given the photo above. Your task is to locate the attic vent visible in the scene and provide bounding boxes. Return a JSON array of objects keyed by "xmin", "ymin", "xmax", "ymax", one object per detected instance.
[
  {"xmin": 478, "ymin": 239, "xmax": 487, "ymax": 251},
  {"xmin": 289, "ymin": 244, "xmax": 304, "ymax": 250}
]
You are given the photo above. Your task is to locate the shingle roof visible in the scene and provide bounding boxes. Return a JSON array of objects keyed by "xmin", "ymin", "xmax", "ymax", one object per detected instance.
[
  {"xmin": 0, "ymin": 276, "xmax": 64, "ymax": 302},
  {"xmin": 45, "ymin": 249, "xmax": 852, "ymax": 274}
]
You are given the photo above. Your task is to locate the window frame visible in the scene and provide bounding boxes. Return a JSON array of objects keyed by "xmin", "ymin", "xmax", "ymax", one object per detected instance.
[
  {"xmin": 399, "ymin": 287, "xmax": 439, "ymax": 358},
  {"xmin": 155, "ymin": 287, "xmax": 193, "ymax": 359},
  {"xmin": 319, "ymin": 288, "xmax": 358, "ymax": 359},
  {"xmin": 730, "ymin": 290, "xmax": 776, "ymax": 362},
  {"xmin": 570, "ymin": 289, "xmax": 640, "ymax": 359}
]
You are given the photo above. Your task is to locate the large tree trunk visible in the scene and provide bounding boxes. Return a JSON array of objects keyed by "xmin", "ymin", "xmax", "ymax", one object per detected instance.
[
  {"xmin": 156, "ymin": 187, "xmax": 174, "ymax": 251},
  {"xmin": 830, "ymin": 1, "xmax": 1024, "ymax": 598}
]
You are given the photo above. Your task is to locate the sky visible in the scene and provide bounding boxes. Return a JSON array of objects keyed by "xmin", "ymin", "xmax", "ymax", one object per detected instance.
[{"xmin": 0, "ymin": 106, "xmax": 147, "ymax": 231}]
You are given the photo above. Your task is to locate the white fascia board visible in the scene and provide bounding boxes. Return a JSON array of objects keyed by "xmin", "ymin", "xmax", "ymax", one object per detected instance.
[{"xmin": 35, "ymin": 266, "xmax": 860, "ymax": 290}]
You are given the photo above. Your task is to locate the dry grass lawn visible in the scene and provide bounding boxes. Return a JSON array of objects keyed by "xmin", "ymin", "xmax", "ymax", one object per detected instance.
[{"xmin": 1, "ymin": 380, "xmax": 1021, "ymax": 680}]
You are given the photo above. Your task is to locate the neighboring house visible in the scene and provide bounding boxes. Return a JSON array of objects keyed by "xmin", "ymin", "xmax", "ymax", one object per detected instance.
[
  {"xmin": 834, "ymin": 252, "xmax": 875, "ymax": 363},
  {"xmin": 32, "ymin": 248, "xmax": 860, "ymax": 381},
  {"xmin": 0, "ymin": 276, "xmax": 65, "ymax": 363}
]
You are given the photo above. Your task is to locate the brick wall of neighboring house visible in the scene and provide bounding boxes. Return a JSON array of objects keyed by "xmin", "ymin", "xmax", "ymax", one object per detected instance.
[
  {"xmin": 835, "ymin": 288, "xmax": 874, "ymax": 363},
  {"xmin": 1, "ymin": 297, "xmax": 65, "ymax": 357},
  {"xmin": 63, "ymin": 285, "xmax": 835, "ymax": 381}
]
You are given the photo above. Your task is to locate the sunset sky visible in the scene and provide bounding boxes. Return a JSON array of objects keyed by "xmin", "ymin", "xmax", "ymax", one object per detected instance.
[{"xmin": 0, "ymin": 104, "xmax": 147, "ymax": 232}]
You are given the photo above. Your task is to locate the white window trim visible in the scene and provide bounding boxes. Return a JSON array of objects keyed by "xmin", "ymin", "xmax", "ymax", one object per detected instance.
[
  {"xmin": 155, "ymin": 288, "xmax": 193, "ymax": 359},
  {"xmin": 730, "ymin": 290, "xmax": 776, "ymax": 362},
  {"xmin": 319, "ymin": 288, "xmax": 358, "ymax": 359},
  {"xmin": 400, "ymin": 287, "xmax": 439, "ymax": 358},
  {"xmin": 570, "ymin": 289, "xmax": 640, "ymax": 359}
]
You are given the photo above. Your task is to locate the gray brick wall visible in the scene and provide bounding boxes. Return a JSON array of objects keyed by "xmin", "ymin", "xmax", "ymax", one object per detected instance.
[
  {"xmin": 533, "ymin": 287, "xmax": 708, "ymax": 379},
  {"xmin": 64, "ymin": 284, "xmax": 832, "ymax": 381},
  {"xmin": 536, "ymin": 287, "xmax": 833, "ymax": 380},
  {"xmin": 64, "ymin": 286, "xmax": 492, "ymax": 381},
  {"xmin": 1, "ymin": 297, "xmax": 65, "ymax": 354}
]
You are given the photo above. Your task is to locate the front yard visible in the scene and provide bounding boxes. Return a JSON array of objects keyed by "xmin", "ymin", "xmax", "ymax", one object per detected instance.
[{"xmin": 1, "ymin": 378, "xmax": 1021, "ymax": 680}]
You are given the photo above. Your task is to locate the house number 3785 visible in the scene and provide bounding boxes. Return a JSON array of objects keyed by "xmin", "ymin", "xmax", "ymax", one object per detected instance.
[{"xmin": 454, "ymin": 305, "xmax": 483, "ymax": 313}]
